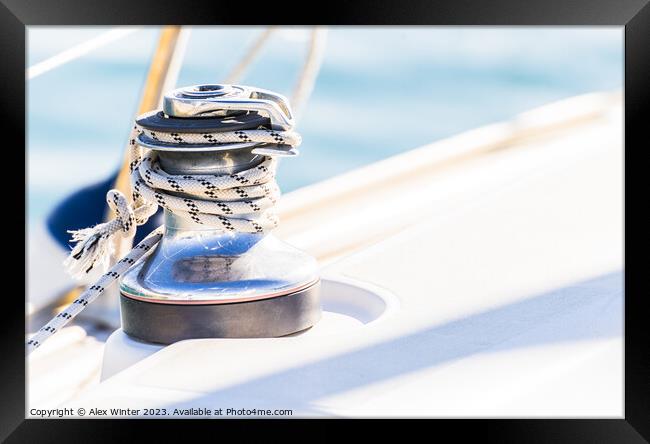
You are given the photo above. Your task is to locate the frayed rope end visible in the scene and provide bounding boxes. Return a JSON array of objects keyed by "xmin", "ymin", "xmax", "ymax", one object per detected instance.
[{"xmin": 63, "ymin": 224, "xmax": 115, "ymax": 281}]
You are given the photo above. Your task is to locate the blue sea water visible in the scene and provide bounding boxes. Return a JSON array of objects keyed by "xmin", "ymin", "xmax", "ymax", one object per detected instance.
[{"xmin": 27, "ymin": 27, "xmax": 622, "ymax": 228}]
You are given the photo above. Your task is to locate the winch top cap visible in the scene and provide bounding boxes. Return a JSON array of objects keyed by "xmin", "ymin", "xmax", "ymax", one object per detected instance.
[{"xmin": 163, "ymin": 83, "xmax": 295, "ymax": 131}]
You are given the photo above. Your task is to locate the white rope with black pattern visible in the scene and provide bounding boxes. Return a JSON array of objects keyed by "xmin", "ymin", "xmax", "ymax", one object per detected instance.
[{"xmin": 26, "ymin": 122, "xmax": 301, "ymax": 354}]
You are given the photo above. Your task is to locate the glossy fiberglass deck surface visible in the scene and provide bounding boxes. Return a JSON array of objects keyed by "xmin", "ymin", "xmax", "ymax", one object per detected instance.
[{"xmin": 59, "ymin": 99, "xmax": 623, "ymax": 417}]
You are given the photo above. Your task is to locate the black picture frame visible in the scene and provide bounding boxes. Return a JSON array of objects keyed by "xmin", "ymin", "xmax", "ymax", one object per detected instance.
[{"xmin": 3, "ymin": 0, "xmax": 648, "ymax": 440}]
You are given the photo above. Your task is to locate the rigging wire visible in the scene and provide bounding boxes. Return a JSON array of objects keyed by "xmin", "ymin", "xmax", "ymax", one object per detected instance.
[
  {"xmin": 27, "ymin": 28, "xmax": 140, "ymax": 80},
  {"xmin": 223, "ymin": 26, "xmax": 328, "ymax": 120},
  {"xmin": 223, "ymin": 27, "xmax": 276, "ymax": 84},
  {"xmin": 291, "ymin": 27, "xmax": 328, "ymax": 121}
]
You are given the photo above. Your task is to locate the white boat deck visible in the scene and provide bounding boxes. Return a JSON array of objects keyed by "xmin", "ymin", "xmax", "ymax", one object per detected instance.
[{"xmin": 29, "ymin": 91, "xmax": 623, "ymax": 417}]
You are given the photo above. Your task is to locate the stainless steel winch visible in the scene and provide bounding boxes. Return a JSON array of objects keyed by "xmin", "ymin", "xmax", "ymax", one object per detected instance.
[{"xmin": 118, "ymin": 84, "xmax": 321, "ymax": 344}]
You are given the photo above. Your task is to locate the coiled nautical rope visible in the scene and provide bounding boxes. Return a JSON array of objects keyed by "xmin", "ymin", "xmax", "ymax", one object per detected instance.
[{"xmin": 27, "ymin": 122, "xmax": 301, "ymax": 354}]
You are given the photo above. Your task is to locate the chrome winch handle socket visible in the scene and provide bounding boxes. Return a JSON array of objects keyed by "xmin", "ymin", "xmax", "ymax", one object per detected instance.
[{"xmin": 163, "ymin": 84, "xmax": 295, "ymax": 131}]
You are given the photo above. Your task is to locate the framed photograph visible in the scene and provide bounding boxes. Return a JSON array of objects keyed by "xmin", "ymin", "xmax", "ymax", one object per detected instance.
[{"xmin": 3, "ymin": 0, "xmax": 648, "ymax": 440}]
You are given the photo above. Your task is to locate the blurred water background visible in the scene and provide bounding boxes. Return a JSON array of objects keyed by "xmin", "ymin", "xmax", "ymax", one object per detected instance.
[{"xmin": 27, "ymin": 27, "xmax": 622, "ymax": 229}]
